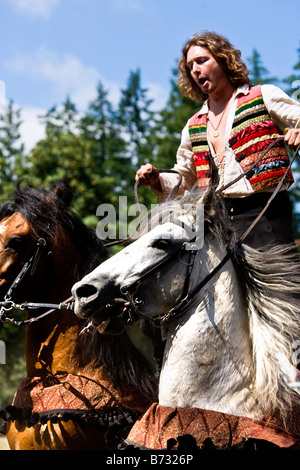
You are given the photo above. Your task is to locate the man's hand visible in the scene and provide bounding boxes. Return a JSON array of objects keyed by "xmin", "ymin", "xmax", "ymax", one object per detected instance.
[
  {"xmin": 135, "ymin": 164, "xmax": 161, "ymax": 191},
  {"xmin": 284, "ymin": 128, "xmax": 300, "ymax": 148}
]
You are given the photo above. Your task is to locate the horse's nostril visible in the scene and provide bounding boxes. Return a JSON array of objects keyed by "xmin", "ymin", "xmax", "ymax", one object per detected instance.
[{"xmin": 76, "ymin": 283, "xmax": 97, "ymax": 300}]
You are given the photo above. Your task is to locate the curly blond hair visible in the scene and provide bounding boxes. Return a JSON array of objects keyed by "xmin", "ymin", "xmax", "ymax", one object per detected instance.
[{"xmin": 178, "ymin": 31, "xmax": 251, "ymax": 102}]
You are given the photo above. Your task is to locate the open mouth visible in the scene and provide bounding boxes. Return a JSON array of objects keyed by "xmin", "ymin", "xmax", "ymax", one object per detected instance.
[
  {"xmin": 90, "ymin": 298, "xmax": 132, "ymax": 335},
  {"xmin": 199, "ymin": 77, "xmax": 208, "ymax": 86}
]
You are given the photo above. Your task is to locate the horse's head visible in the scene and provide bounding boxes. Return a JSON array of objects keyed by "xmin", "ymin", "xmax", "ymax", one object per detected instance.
[
  {"xmin": 72, "ymin": 191, "xmax": 213, "ymax": 334},
  {"xmin": 0, "ymin": 209, "xmax": 49, "ymax": 301},
  {"xmin": 0, "ymin": 180, "xmax": 107, "ymax": 304}
]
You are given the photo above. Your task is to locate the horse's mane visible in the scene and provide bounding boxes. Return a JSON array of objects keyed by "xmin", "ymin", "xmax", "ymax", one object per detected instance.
[
  {"xmin": 205, "ymin": 190, "xmax": 300, "ymax": 417},
  {"xmin": 135, "ymin": 186, "xmax": 234, "ymax": 248},
  {"xmin": 76, "ymin": 328, "xmax": 158, "ymax": 403},
  {"xmin": 141, "ymin": 188, "xmax": 300, "ymax": 418},
  {"xmin": 0, "ymin": 180, "xmax": 158, "ymax": 404},
  {"xmin": 0, "ymin": 180, "xmax": 107, "ymax": 277}
]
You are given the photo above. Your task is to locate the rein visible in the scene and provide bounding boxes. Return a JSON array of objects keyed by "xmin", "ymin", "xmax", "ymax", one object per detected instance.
[
  {"xmin": 104, "ymin": 169, "xmax": 182, "ymax": 247},
  {"xmin": 121, "ymin": 139, "xmax": 300, "ymax": 326},
  {"xmin": 1, "ymin": 139, "xmax": 299, "ymax": 328},
  {"xmin": 0, "ymin": 298, "xmax": 74, "ymax": 326},
  {"xmin": 0, "ymin": 235, "xmax": 74, "ymax": 327},
  {"xmin": 0, "ymin": 170, "xmax": 182, "ymax": 326},
  {"xmin": 120, "ymin": 244, "xmax": 232, "ymax": 326}
]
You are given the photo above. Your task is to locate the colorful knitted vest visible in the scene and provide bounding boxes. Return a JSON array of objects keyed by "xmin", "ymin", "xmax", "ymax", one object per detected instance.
[{"xmin": 188, "ymin": 85, "xmax": 293, "ymax": 192}]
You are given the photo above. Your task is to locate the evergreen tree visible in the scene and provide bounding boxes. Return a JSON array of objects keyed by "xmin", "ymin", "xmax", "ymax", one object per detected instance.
[
  {"xmin": 79, "ymin": 82, "xmax": 128, "ymax": 204},
  {"xmin": 247, "ymin": 49, "xmax": 278, "ymax": 85},
  {"xmin": 283, "ymin": 43, "xmax": 300, "ymax": 99},
  {"xmin": 0, "ymin": 100, "xmax": 25, "ymax": 201},
  {"xmin": 118, "ymin": 69, "xmax": 159, "ymax": 209},
  {"xmin": 283, "ymin": 43, "xmax": 300, "ymax": 237},
  {"xmin": 119, "ymin": 69, "xmax": 156, "ymax": 173},
  {"xmin": 26, "ymin": 96, "xmax": 120, "ymax": 220}
]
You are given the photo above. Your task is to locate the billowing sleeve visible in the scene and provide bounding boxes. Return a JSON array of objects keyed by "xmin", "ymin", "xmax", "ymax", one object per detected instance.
[
  {"xmin": 153, "ymin": 122, "xmax": 198, "ymax": 202},
  {"xmin": 262, "ymin": 84, "xmax": 300, "ymax": 131}
]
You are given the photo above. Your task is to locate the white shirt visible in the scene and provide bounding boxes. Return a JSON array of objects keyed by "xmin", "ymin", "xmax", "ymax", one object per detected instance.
[{"xmin": 156, "ymin": 84, "xmax": 300, "ymax": 201}]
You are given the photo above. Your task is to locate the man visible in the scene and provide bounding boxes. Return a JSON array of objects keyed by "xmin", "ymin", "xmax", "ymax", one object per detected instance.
[{"xmin": 136, "ymin": 31, "xmax": 300, "ymax": 248}]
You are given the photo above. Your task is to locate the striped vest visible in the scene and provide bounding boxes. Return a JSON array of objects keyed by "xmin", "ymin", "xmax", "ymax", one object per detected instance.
[{"xmin": 188, "ymin": 85, "xmax": 293, "ymax": 192}]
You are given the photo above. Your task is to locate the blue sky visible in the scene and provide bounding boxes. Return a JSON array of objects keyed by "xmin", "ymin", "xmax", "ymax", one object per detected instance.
[{"xmin": 0, "ymin": 0, "xmax": 299, "ymax": 151}]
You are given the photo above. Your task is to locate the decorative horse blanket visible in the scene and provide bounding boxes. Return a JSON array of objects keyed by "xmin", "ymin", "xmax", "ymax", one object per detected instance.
[
  {"xmin": 13, "ymin": 374, "xmax": 125, "ymax": 412},
  {"xmin": 2, "ymin": 373, "xmax": 142, "ymax": 430},
  {"xmin": 126, "ymin": 402, "xmax": 300, "ymax": 450}
]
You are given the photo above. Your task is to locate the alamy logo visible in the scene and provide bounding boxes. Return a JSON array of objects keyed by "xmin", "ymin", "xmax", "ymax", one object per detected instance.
[
  {"xmin": 0, "ymin": 340, "xmax": 6, "ymax": 364},
  {"xmin": 95, "ymin": 198, "xmax": 204, "ymax": 250}
]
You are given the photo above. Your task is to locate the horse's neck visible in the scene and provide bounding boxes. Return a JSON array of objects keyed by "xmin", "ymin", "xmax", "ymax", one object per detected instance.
[
  {"xmin": 26, "ymin": 264, "xmax": 155, "ymax": 411},
  {"xmin": 159, "ymin": 239, "xmax": 259, "ymax": 419},
  {"xmin": 25, "ymin": 269, "xmax": 79, "ymax": 375},
  {"xmin": 25, "ymin": 242, "xmax": 107, "ymax": 381}
]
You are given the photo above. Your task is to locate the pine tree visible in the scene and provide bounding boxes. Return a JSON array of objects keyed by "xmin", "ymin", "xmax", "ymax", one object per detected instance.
[
  {"xmin": 79, "ymin": 82, "xmax": 128, "ymax": 204},
  {"xmin": 247, "ymin": 49, "xmax": 278, "ymax": 85},
  {"xmin": 283, "ymin": 43, "xmax": 300, "ymax": 237},
  {"xmin": 26, "ymin": 97, "xmax": 108, "ymax": 219},
  {"xmin": 119, "ymin": 69, "xmax": 156, "ymax": 173},
  {"xmin": 118, "ymin": 69, "xmax": 159, "ymax": 210},
  {"xmin": 0, "ymin": 100, "xmax": 25, "ymax": 200},
  {"xmin": 283, "ymin": 43, "xmax": 300, "ymax": 99}
]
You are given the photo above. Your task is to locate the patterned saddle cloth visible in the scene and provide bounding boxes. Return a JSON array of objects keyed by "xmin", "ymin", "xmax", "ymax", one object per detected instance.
[{"xmin": 126, "ymin": 402, "xmax": 300, "ymax": 450}]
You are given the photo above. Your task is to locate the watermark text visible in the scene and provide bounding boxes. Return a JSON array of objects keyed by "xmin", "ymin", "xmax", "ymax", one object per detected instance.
[
  {"xmin": 0, "ymin": 340, "xmax": 6, "ymax": 364},
  {"xmin": 96, "ymin": 197, "xmax": 204, "ymax": 250}
]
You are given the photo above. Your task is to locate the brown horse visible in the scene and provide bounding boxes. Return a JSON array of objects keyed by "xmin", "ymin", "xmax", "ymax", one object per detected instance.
[{"xmin": 0, "ymin": 181, "xmax": 157, "ymax": 450}]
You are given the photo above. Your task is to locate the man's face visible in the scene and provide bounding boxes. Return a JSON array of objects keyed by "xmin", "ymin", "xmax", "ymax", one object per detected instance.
[{"xmin": 186, "ymin": 45, "xmax": 228, "ymax": 97}]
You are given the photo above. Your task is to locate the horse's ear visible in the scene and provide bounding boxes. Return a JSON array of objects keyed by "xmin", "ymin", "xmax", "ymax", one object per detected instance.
[{"xmin": 50, "ymin": 180, "xmax": 73, "ymax": 207}]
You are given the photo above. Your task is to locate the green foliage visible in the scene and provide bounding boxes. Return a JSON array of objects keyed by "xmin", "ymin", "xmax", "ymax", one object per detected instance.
[
  {"xmin": 279, "ymin": 42, "xmax": 300, "ymax": 238},
  {"xmin": 247, "ymin": 49, "xmax": 278, "ymax": 85},
  {"xmin": 0, "ymin": 100, "xmax": 25, "ymax": 201},
  {"xmin": 0, "ymin": 45, "xmax": 300, "ymax": 408},
  {"xmin": 25, "ymin": 96, "xmax": 124, "ymax": 218},
  {"xmin": 0, "ymin": 312, "xmax": 26, "ymax": 408},
  {"xmin": 282, "ymin": 42, "xmax": 300, "ymax": 97},
  {"xmin": 119, "ymin": 69, "xmax": 156, "ymax": 171}
]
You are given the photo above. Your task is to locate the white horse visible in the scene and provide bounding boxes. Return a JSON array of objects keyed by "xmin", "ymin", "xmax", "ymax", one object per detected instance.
[{"xmin": 72, "ymin": 190, "xmax": 300, "ymax": 448}]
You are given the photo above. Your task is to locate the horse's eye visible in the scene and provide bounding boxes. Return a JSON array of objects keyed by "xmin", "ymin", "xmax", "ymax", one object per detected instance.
[
  {"xmin": 152, "ymin": 239, "xmax": 170, "ymax": 250},
  {"xmin": 5, "ymin": 237, "xmax": 24, "ymax": 253}
]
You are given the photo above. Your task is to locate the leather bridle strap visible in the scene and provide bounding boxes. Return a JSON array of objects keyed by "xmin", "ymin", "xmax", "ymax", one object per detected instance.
[
  {"xmin": 121, "ymin": 143, "xmax": 300, "ymax": 326},
  {"xmin": 5, "ymin": 237, "xmax": 47, "ymax": 299},
  {"xmin": 158, "ymin": 250, "xmax": 232, "ymax": 325},
  {"xmin": 120, "ymin": 243, "xmax": 184, "ymax": 306},
  {"xmin": 0, "ymin": 235, "xmax": 74, "ymax": 326}
]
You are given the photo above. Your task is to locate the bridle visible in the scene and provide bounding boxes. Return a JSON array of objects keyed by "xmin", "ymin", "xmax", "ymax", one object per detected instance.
[
  {"xmin": 1, "ymin": 139, "xmax": 299, "ymax": 328},
  {"xmin": 0, "ymin": 234, "xmax": 74, "ymax": 327},
  {"xmin": 120, "ymin": 228, "xmax": 232, "ymax": 327},
  {"xmin": 120, "ymin": 139, "xmax": 300, "ymax": 327},
  {"xmin": 120, "ymin": 238, "xmax": 193, "ymax": 323}
]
